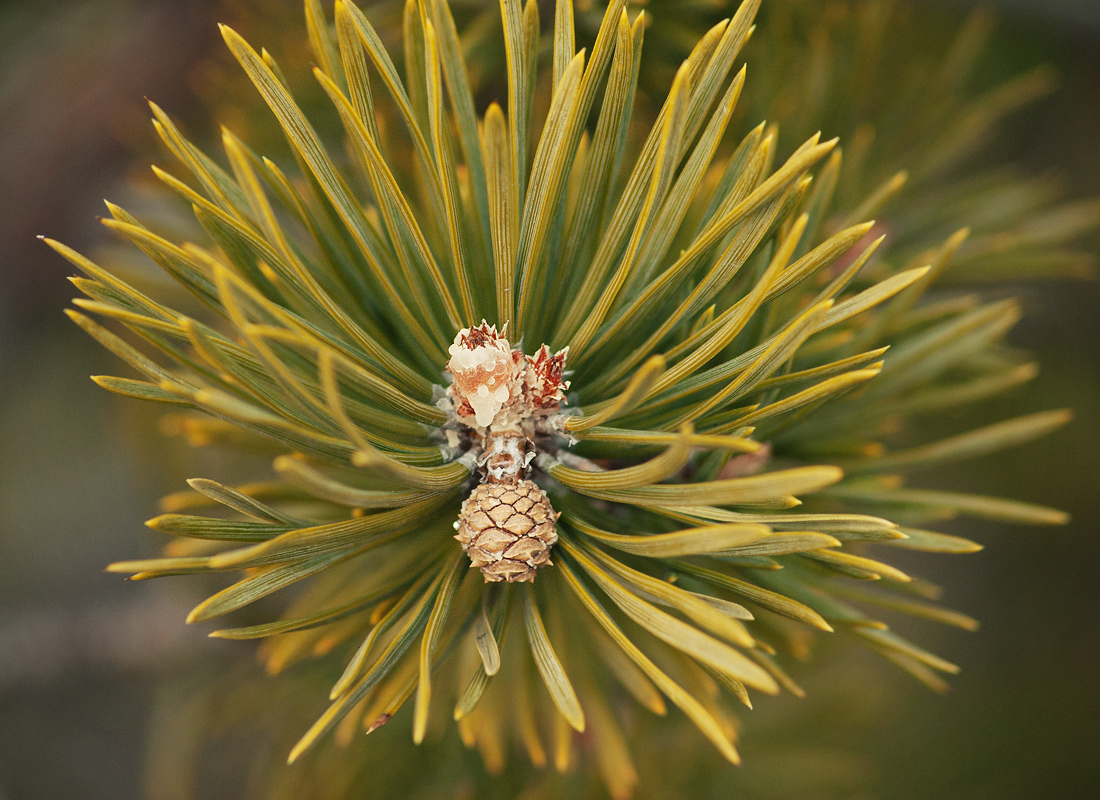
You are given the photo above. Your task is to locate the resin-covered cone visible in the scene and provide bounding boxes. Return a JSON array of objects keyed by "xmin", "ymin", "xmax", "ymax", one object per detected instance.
[{"xmin": 455, "ymin": 479, "xmax": 558, "ymax": 582}]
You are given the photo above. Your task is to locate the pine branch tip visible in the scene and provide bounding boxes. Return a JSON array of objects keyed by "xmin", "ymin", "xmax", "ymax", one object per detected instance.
[{"xmin": 45, "ymin": 0, "xmax": 1088, "ymax": 777}]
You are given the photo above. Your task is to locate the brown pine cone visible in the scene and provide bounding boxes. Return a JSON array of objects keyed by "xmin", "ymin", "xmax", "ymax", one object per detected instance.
[{"xmin": 455, "ymin": 479, "xmax": 559, "ymax": 582}]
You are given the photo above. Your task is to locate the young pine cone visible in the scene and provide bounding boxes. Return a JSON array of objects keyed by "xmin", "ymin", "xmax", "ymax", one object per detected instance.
[{"xmin": 455, "ymin": 480, "xmax": 559, "ymax": 583}]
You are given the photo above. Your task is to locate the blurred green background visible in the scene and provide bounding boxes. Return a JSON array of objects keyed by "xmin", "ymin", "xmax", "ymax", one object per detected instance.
[{"xmin": 0, "ymin": 0, "xmax": 1097, "ymax": 797}]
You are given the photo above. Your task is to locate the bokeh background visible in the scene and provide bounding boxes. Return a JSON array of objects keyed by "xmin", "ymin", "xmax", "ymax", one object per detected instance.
[{"xmin": 1, "ymin": 0, "xmax": 1097, "ymax": 797}]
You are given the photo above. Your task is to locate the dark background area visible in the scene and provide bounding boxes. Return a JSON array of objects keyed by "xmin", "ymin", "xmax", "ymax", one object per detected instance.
[{"xmin": 0, "ymin": 1, "xmax": 1097, "ymax": 798}]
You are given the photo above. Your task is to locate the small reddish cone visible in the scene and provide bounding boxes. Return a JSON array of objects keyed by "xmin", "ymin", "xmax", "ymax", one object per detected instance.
[{"xmin": 454, "ymin": 480, "xmax": 559, "ymax": 583}]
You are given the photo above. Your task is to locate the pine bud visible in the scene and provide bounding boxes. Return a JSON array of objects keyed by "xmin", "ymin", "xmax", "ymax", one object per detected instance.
[{"xmin": 446, "ymin": 322, "xmax": 569, "ymax": 582}]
